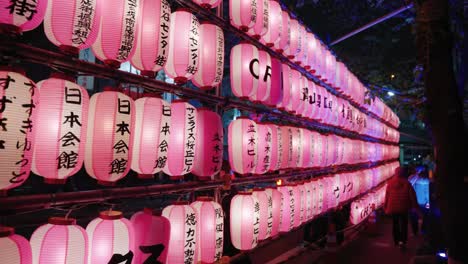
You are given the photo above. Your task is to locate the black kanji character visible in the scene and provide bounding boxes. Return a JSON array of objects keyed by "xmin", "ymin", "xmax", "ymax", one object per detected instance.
[
  {"xmin": 154, "ymin": 156, "xmax": 167, "ymax": 169},
  {"xmin": 0, "ymin": 117, "xmax": 8, "ymax": 131},
  {"xmin": 57, "ymin": 151, "xmax": 78, "ymax": 169},
  {"xmin": 60, "ymin": 131, "xmax": 80, "ymax": 147},
  {"xmin": 0, "ymin": 75, "xmax": 15, "ymax": 89},
  {"xmin": 186, "ymin": 213, "xmax": 196, "ymax": 226},
  {"xmin": 118, "ymin": 98, "xmax": 131, "ymax": 114},
  {"xmin": 7, "ymin": 0, "xmax": 38, "ymax": 20},
  {"xmin": 160, "ymin": 122, "xmax": 170, "ymax": 135},
  {"xmin": 0, "ymin": 96, "xmax": 12, "ymax": 113},
  {"xmin": 109, "ymin": 158, "xmax": 128, "ymax": 174},
  {"xmin": 108, "ymin": 251, "xmax": 134, "ymax": 264},
  {"xmin": 116, "ymin": 121, "xmax": 130, "ymax": 135},
  {"xmin": 63, "ymin": 112, "xmax": 82, "ymax": 128},
  {"xmin": 113, "ymin": 140, "xmax": 129, "ymax": 154},
  {"xmin": 65, "ymin": 87, "xmax": 82, "ymax": 105},
  {"xmin": 139, "ymin": 244, "xmax": 165, "ymax": 264}
]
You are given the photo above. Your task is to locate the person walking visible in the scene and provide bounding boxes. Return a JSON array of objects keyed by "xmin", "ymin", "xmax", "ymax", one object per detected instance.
[{"xmin": 384, "ymin": 166, "xmax": 419, "ymax": 248}]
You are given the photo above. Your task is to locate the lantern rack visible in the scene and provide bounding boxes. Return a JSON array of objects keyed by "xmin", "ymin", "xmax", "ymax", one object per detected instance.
[
  {"xmin": 0, "ymin": 39, "xmax": 397, "ymax": 146},
  {"xmin": 0, "ymin": 158, "xmax": 397, "ymax": 214}
]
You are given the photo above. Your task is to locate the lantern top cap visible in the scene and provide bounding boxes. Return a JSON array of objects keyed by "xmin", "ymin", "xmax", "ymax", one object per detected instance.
[
  {"xmin": 252, "ymin": 187, "xmax": 265, "ymax": 191},
  {"xmin": 0, "ymin": 226, "xmax": 14, "ymax": 237},
  {"xmin": 143, "ymin": 208, "xmax": 163, "ymax": 216},
  {"xmin": 99, "ymin": 210, "xmax": 123, "ymax": 220},
  {"xmin": 237, "ymin": 191, "xmax": 252, "ymax": 195},
  {"xmin": 48, "ymin": 217, "xmax": 76, "ymax": 225},
  {"xmin": 173, "ymin": 201, "xmax": 189, "ymax": 205},
  {"xmin": 196, "ymin": 196, "xmax": 214, "ymax": 202}
]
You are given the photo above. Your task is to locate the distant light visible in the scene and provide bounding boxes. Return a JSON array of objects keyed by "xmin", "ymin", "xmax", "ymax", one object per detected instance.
[
  {"xmin": 418, "ymin": 155, "xmax": 421, "ymax": 158},
  {"xmin": 276, "ymin": 179, "xmax": 282, "ymax": 186},
  {"xmin": 391, "ymin": 74, "xmax": 395, "ymax": 79},
  {"xmin": 413, "ymin": 158, "xmax": 416, "ymax": 161},
  {"xmin": 387, "ymin": 91, "xmax": 395, "ymax": 97},
  {"xmin": 437, "ymin": 252, "xmax": 447, "ymax": 258}
]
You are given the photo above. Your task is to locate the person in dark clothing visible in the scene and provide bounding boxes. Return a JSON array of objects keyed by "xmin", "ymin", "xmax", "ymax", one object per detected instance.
[{"xmin": 384, "ymin": 166, "xmax": 419, "ymax": 248}]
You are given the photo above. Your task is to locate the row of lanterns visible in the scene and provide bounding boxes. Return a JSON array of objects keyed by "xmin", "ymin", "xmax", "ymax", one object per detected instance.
[
  {"xmin": 230, "ymin": 161, "xmax": 399, "ymax": 250},
  {"xmin": 0, "ymin": 0, "xmax": 398, "ymax": 128},
  {"xmin": 228, "ymin": 117, "xmax": 399, "ymax": 175},
  {"xmin": 0, "ymin": 197, "xmax": 223, "ymax": 264},
  {"xmin": 350, "ymin": 183, "xmax": 387, "ymax": 225},
  {"xmin": 229, "ymin": 44, "xmax": 400, "ymax": 142},
  {"xmin": 0, "ymin": 71, "xmax": 224, "ymax": 193}
]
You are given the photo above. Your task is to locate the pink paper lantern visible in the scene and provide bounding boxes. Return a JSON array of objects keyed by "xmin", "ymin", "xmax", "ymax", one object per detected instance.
[
  {"xmin": 296, "ymin": 183, "xmax": 307, "ymax": 223},
  {"xmin": 228, "ymin": 117, "xmax": 258, "ymax": 175},
  {"xmin": 230, "ymin": 43, "xmax": 259, "ymax": 99},
  {"xmin": 0, "ymin": 227, "xmax": 31, "ymax": 264},
  {"xmin": 165, "ymin": 9, "xmax": 200, "ymax": 84},
  {"xmin": 252, "ymin": 188, "xmax": 272, "ymax": 241},
  {"xmin": 300, "ymin": 128, "xmax": 311, "ymax": 169},
  {"xmin": 306, "ymin": 33, "xmax": 318, "ymax": 72},
  {"xmin": 276, "ymin": 63, "xmax": 291, "ymax": 111},
  {"xmin": 264, "ymin": 187, "xmax": 282, "ymax": 237},
  {"xmin": 264, "ymin": 123, "xmax": 279, "ymax": 172},
  {"xmin": 193, "ymin": 23, "xmax": 224, "ymax": 90},
  {"xmin": 131, "ymin": 97, "xmax": 170, "ymax": 177},
  {"xmin": 313, "ymin": 43, "xmax": 325, "ymax": 78},
  {"xmin": 30, "ymin": 217, "xmax": 88, "ymax": 264},
  {"xmin": 32, "ymin": 77, "xmax": 89, "ymax": 184},
  {"xmin": 86, "ymin": 211, "xmax": 135, "ymax": 264},
  {"xmin": 0, "ymin": 0, "xmax": 46, "ymax": 34},
  {"xmin": 163, "ymin": 100, "xmax": 197, "ymax": 179},
  {"xmin": 230, "ymin": 192, "xmax": 260, "ymax": 250},
  {"xmin": 305, "ymin": 180, "xmax": 317, "ymax": 218},
  {"xmin": 44, "ymin": 0, "xmax": 102, "ymax": 54},
  {"xmin": 130, "ymin": 208, "xmax": 170, "ymax": 264},
  {"xmin": 192, "ymin": 108, "xmax": 223, "ymax": 180},
  {"xmin": 85, "ymin": 92, "xmax": 134, "ymax": 185},
  {"xmin": 190, "ymin": 197, "xmax": 224, "ymax": 264},
  {"xmin": 0, "ymin": 70, "xmax": 38, "ymax": 194},
  {"xmin": 264, "ymin": 57, "xmax": 283, "ymax": 106},
  {"xmin": 284, "ymin": 18, "xmax": 301, "ymax": 60},
  {"xmin": 295, "ymin": 25, "xmax": 308, "ymax": 65},
  {"xmin": 229, "ymin": 0, "xmax": 257, "ymax": 31},
  {"xmin": 255, "ymin": 123, "xmax": 273, "ymax": 174},
  {"xmin": 277, "ymin": 185, "xmax": 294, "ymax": 233},
  {"xmin": 162, "ymin": 202, "xmax": 198, "ymax": 264},
  {"xmin": 309, "ymin": 131, "xmax": 324, "ymax": 168},
  {"xmin": 290, "ymin": 127, "xmax": 302, "ymax": 169},
  {"xmin": 261, "ymin": 0, "xmax": 282, "ymax": 48},
  {"xmin": 303, "ymin": 181, "xmax": 314, "ymax": 220},
  {"xmin": 278, "ymin": 126, "xmax": 291, "ymax": 169},
  {"xmin": 247, "ymin": 0, "xmax": 268, "ymax": 39},
  {"xmin": 91, "ymin": 0, "xmax": 140, "ymax": 68},
  {"xmin": 193, "ymin": 0, "xmax": 222, "ymax": 8},
  {"xmin": 130, "ymin": 0, "xmax": 171, "ymax": 76},
  {"xmin": 276, "ymin": 10, "xmax": 291, "ymax": 54},
  {"xmin": 289, "ymin": 70, "xmax": 304, "ymax": 115},
  {"xmin": 249, "ymin": 49, "xmax": 272, "ymax": 104},
  {"xmin": 290, "ymin": 184, "xmax": 302, "ymax": 228}
]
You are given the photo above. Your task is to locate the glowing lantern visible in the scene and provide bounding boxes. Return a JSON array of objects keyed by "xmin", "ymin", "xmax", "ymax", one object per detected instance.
[
  {"xmin": 130, "ymin": 208, "xmax": 170, "ymax": 264},
  {"xmin": 255, "ymin": 123, "xmax": 273, "ymax": 174},
  {"xmin": 163, "ymin": 100, "xmax": 197, "ymax": 179},
  {"xmin": 278, "ymin": 126, "xmax": 291, "ymax": 169},
  {"xmin": 264, "ymin": 123, "xmax": 280, "ymax": 172},
  {"xmin": 229, "ymin": 0, "xmax": 257, "ymax": 32},
  {"xmin": 264, "ymin": 187, "xmax": 282, "ymax": 237},
  {"xmin": 130, "ymin": 0, "xmax": 171, "ymax": 76},
  {"xmin": 30, "ymin": 217, "xmax": 87, "ymax": 264},
  {"xmin": 192, "ymin": 108, "xmax": 223, "ymax": 180},
  {"xmin": 290, "ymin": 127, "xmax": 302, "ymax": 169},
  {"xmin": 295, "ymin": 25, "xmax": 308, "ymax": 65},
  {"xmin": 277, "ymin": 185, "xmax": 294, "ymax": 233},
  {"xmin": 85, "ymin": 92, "xmax": 134, "ymax": 185},
  {"xmin": 307, "ymin": 81, "xmax": 320, "ymax": 121},
  {"xmin": 193, "ymin": 0, "xmax": 222, "ymax": 8},
  {"xmin": 303, "ymin": 181, "xmax": 314, "ymax": 220},
  {"xmin": 32, "ymin": 77, "xmax": 89, "ymax": 184},
  {"xmin": 276, "ymin": 9, "xmax": 290, "ymax": 54},
  {"xmin": 289, "ymin": 70, "xmax": 304, "ymax": 115},
  {"xmin": 230, "ymin": 43, "xmax": 259, "ymax": 99},
  {"xmin": 289, "ymin": 184, "xmax": 302, "ymax": 228},
  {"xmin": 131, "ymin": 97, "xmax": 170, "ymax": 178},
  {"xmin": 162, "ymin": 202, "xmax": 197, "ymax": 264},
  {"xmin": 87, "ymin": 211, "xmax": 135, "ymax": 264},
  {"xmin": 91, "ymin": 0, "xmax": 140, "ymax": 68},
  {"xmin": 306, "ymin": 33, "xmax": 318, "ymax": 72},
  {"xmin": 230, "ymin": 192, "xmax": 260, "ymax": 250},
  {"xmin": 164, "ymin": 10, "xmax": 200, "ymax": 84},
  {"xmin": 264, "ymin": 57, "xmax": 283, "ymax": 106},
  {"xmin": 284, "ymin": 18, "xmax": 301, "ymax": 60},
  {"xmin": 0, "ymin": 0, "xmax": 46, "ymax": 34},
  {"xmin": 276, "ymin": 64, "xmax": 291, "ymax": 111},
  {"xmin": 0, "ymin": 227, "xmax": 31, "ymax": 264},
  {"xmin": 190, "ymin": 197, "xmax": 224, "ymax": 264},
  {"xmin": 250, "ymin": 50, "xmax": 272, "ymax": 104},
  {"xmin": 310, "ymin": 131, "xmax": 324, "ymax": 168},
  {"xmin": 296, "ymin": 183, "xmax": 307, "ymax": 223},
  {"xmin": 313, "ymin": 43, "xmax": 325, "ymax": 78},
  {"xmin": 44, "ymin": 0, "xmax": 101, "ymax": 54},
  {"xmin": 252, "ymin": 188, "xmax": 272, "ymax": 241},
  {"xmin": 261, "ymin": 0, "xmax": 282, "ymax": 48},
  {"xmin": 228, "ymin": 117, "xmax": 258, "ymax": 175},
  {"xmin": 193, "ymin": 23, "xmax": 224, "ymax": 90},
  {"xmin": 247, "ymin": 0, "xmax": 268, "ymax": 39},
  {"xmin": 300, "ymin": 129, "xmax": 311, "ymax": 169},
  {"xmin": 0, "ymin": 70, "xmax": 38, "ymax": 194}
]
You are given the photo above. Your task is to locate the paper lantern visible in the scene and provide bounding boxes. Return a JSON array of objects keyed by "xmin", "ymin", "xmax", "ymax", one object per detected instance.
[
  {"xmin": 229, "ymin": 0, "xmax": 257, "ymax": 31},
  {"xmin": 264, "ymin": 187, "xmax": 282, "ymax": 237},
  {"xmin": 191, "ymin": 197, "xmax": 224, "ymax": 263},
  {"xmin": 30, "ymin": 217, "xmax": 87, "ymax": 264},
  {"xmin": 264, "ymin": 123, "xmax": 279, "ymax": 172},
  {"xmin": 0, "ymin": 0, "xmax": 46, "ymax": 34},
  {"xmin": 162, "ymin": 202, "xmax": 198, "ymax": 264},
  {"xmin": 230, "ymin": 192, "xmax": 260, "ymax": 250},
  {"xmin": 163, "ymin": 100, "xmax": 197, "ymax": 179},
  {"xmin": 276, "ymin": 10, "xmax": 290, "ymax": 54},
  {"xmin": 255, "ymin": 123, "xmax": 272, "ymax": 174},
  {"xmin": 300, "ymin": 129, "xmax": 311, "ymax": 169},
  {"xmin": 303, "ymin": 181, "xmax": 314, "ymax": 220},
  {"xmin": 310, "ymin": 131, "xmax": 324, "ymax": 168},
  {"xmin": 276, "ymin": 64, "xmax": 291, "ymax": 111},
  {"xmin": 278, "ymin": 126, "xmax": 291, "ymax": 169},
  {"xmin": 230, "ymin": 43, "xmax": 259, "ymax": 99},
  {"xmin": 85, "ymin": 91, "xmax": 134, "ymax": 185},
  {"xmin": 277, "ymin": 185, "xmax": 294, "ymax": 233},
  {"xmin": 193, "ymin": 23, "xmax": 224, "ymax": 90},
  {"xmin": 32, "ymin": 77, "xmax": 89, "ymax": 184},
  {"xmin": 306, "ymin": 32, "xmax": 318, "ymax": 72},
  {"xmin": 130, "ymin": 208, "xmax": 170, "ymax": 264},
  {"xmin": 130, "ymin": 0, "xmax": 171, "ymax": 76},
  {"xmin": 0, "ymin": 227, "xmax": 31, "ymax": 264},
  {"xmin": 44, "ymin": 0, "xmax": 101, "ymax": 54},
  {"xmin": 193, "ymin": 0, "xmax": 222, "ymax": 8},
  {"xmin": 295, "ymin": 25, "xmax": 308, "ymax": 65},
  {"xmin": 289, "ymin": 70, "xmax": 304, "ymax": 115},
  {"xmin": 192, "ymin": 108, "xmax": 223, "ymax": 180},
  {"xmin": 252, "ymin": 188, "xmax": 272, "ymax": 241},
  {"xmin": 86, "ymin": 211, "xmax": 135, "ymax": 264},
  {"xmin": 290, "ymin": 184, "xmax": 302, "ymax": 228},
  {"xmin": 247, "ymin": 0, "xmax": 268, "ymax": 39},
  {"xmin": 296, "ymin": 183, "xmax": 307, "ymax": 223},
  {"xmin": 92, "ymin": 0, "xmax": 140, "ymax": 68},
  {"xmin": 228, "ymin": 117, "xmax": 258, "ymax": 175},
  {"xmin": 249, "ymin": 50, "xmax": 272, "ymax": 104},
  {"xmin": 165, "ymin": 9, "xmax": 200, "ymax": 84},
  {"xmin": 264, "ymin": 57, "xmax": 283, "ymax": 106},
  {"xmin": 131, "ymin": 97, "xmax": 170, "ymax": 178},
  {"xmin": 290, "ymin": 127, "xmax": 302, "ymax": 169},
  {"xmin": 261, "ymin": 0, "xmax": 281, "ymax": 48},
  {"xmin": 313, "ymin": 43, "xmax": 325, "ymax": 78},
  {"xmin": 0, "ymin": 70, "xmax": 38, "ymax": 194},
  {"xmin": 284, "ymin": 18, "xmax": 301, "ymax": 60}
]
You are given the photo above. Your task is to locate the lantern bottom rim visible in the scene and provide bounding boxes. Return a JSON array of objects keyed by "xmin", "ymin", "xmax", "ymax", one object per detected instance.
[
  {"xmin": 44, "ymin": 178, "xmax": 67, "ymax": 185},
  {"xmin": 59, "ymin": 45, "xmax": 80, "ymax": 56},
  {"xmin": 104, "ymin": 59, "xmax": 121, "ymax": 69},
  {"xmin": 137, "ymin": 174, "xmax": 154, "ymax": 179},
  {"xmin": 97, "ymin": 180, "xmax": 117, "ymax": 187}
]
